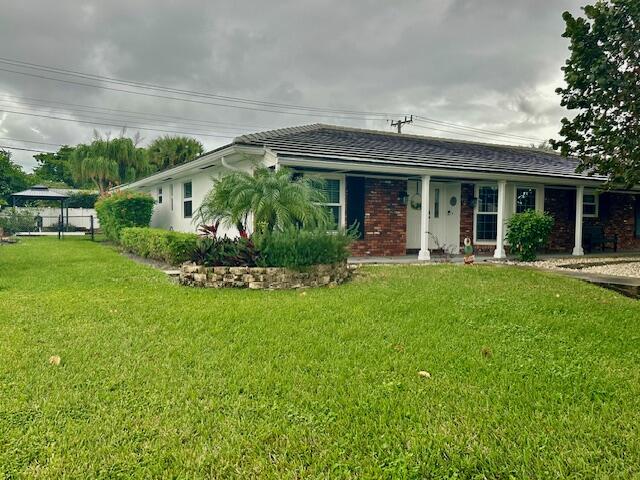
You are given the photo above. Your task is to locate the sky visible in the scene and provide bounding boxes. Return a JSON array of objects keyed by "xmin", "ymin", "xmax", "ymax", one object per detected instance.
[{"xmin": 0, "ymin": 0, "xmax": 584, "ymax": 172}]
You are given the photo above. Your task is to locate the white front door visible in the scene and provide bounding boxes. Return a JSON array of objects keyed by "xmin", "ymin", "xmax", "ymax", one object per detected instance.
[{"xmin": 406, "ymin": 180, "xmax": 461, "ymax": 254}]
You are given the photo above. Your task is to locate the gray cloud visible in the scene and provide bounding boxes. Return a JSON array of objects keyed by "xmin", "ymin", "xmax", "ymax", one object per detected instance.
[{"xmin": 0, "ymin": 0, "xmax": 583, "ymax": 171}]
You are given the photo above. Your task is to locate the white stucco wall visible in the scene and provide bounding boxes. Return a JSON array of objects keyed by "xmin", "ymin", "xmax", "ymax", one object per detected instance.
[{"xmin": 139, "ymin": 156, "xmax": 258, "ymax": 235}]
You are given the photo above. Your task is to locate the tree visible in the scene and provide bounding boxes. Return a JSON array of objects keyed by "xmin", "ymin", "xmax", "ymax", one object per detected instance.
[
  {"xmin": 32, "ymin": 146, "xmax": 76, "ymax": 187},
  {"xmin": 196, "ymin": 167, "xmax": 331, "ymax": 234},
  {"xmin": 70, "ymin": 135, "xmax": 150, "ymax": 194},
  {"xmin": 147, "ymin": 135, "xmax": 204, "ymax": 170},
  {"xmin": 0, "ymin": 150, "xmax": 33, "ymax": 205},
  {"xmin": 551, "ymin": 0, "xmax": 640, "ymax": 187}
]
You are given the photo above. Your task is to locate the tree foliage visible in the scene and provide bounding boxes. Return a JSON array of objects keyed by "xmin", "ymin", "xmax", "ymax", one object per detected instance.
[
  {"xmin": 0, "ymin": 150, "xmax": 33, "ymax": 205},
  {"xmin": 551, "ymin": 0, "xmax": 640, "ymax": 187},
  {"xmin": 196, "ymin": 167, "xmax": 331, "ymax": 233},
  {"xmin": 70, "ymin": 136, "xmax": 150, "ymax": 194},
  {"xmin": 147, "ymin": 136, "xmax": 203, "ymax": 169},
  {"xmin": 32, "ymin": 146, "xmax": 76, "ymax": 186},
  {"xmin": 506, "ymin": 210, "xmax": 555, "ymax": 262}
]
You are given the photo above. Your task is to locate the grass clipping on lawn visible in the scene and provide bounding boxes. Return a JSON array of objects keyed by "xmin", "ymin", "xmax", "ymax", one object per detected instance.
[{"xmin": 1, "ymin": 238, "xmax": 639, "ymax": 478}]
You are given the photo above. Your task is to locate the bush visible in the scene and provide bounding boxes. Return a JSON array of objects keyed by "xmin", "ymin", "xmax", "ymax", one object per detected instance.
[
  {"xmin": 120, "ymin": 227, "xmax": 198, "ymax": 265},
  {"xmin": 255, "ymin": 227, "xmax": 354, "ymax": 269},
  {"xmin": 0, "ymin": 208, "xmax": 37, "ymax": 235},
  {"xmin": 506, "ymin": 210, "xmax": 555, "ymax": 261},
  {"xmin": 95, "ymin": 191, "xmax": 155, "ymax": 241},
  {"xmin": 191, "ymin": 236, "xmax": 260, "ymax": 267},
  {"xmin": 66, "ymin": 191, "xmax": 99, "ymax": 209}
]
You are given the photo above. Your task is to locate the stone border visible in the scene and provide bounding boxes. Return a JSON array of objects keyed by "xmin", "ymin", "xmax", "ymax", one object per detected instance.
[{"xmin": 179, "ymin": 262, "xmax": 355, "ymax": 289}]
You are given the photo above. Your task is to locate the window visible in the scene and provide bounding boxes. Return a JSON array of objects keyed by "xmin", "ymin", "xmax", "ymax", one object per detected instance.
[
  {"xmin": 476, "ymin": 185, "xmax": 498, "ymax": 241},
  {"xmin": 635, "ymin": 196, "xmax": 640, "ymax": 239},
  {"xmin": 583, "ymin": 190, "xmax": 598, "ymax": 217},
  {"xmin": 170, "ymin": 184, "xmax": 174, "ymax": 211},
  {"xmin": 183, "ymin": 181, "xmax": 192, "ymax": 218},
  {"xmin": 516, "ymin": 187, "xmax": 536, "ymax": 213},
  {"xmin": 320, "ymin": 178, "xmax": 341, "ymax": 228},
  {"xmin": 157, "ymin": 187, "xmax": 163, "ymax": 204},
  {"xmin": 433, "ymin": 188, "xmax": 440, "ymax": 218}
]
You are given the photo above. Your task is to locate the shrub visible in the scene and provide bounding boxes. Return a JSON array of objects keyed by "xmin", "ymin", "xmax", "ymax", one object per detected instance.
[
  {"xmin": 0, "ymin": 208, "xmax": 37, "ymax": 235},
  {"xmin": 66, "ymin": 191, "xmax": 99, "ymax": 209},
  {"xmin": 255, "ymin": 227, "xmax": 354, "ymax": 269},
  {"xmin": 506, "ymin": 210, "xmax": 555, "ymax": 261},
  {"xmin": 95, "ymin": 191, "xmax": 154, "ymax": 241},
  {"xmin": 120, "ymin": 227, "xmax": 198, "ymax": 265},
  {"xmin": 191, "ymin": 236, "xmax": 260, "ymax": 267}
]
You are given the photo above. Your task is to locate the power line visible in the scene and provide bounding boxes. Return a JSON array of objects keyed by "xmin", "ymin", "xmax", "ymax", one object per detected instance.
[
  {"xmin": 0, "ymin": 102, "xmax": 256, "ymax": 136},
  {"xmin": 0, "ymin": 136, "xmax": 64, "ymax": 147},
  {"xmin": 0, "ymin": 93, "xmax": 271, "ymax": 131},
  {"xmin": 0, "ymin": 144, "xmax": 55, "ymax": 153},
  {"xmin": 0, "ymin": 57, "xmax": 401, "ymax": 117},
  {"xmin": 0, "ymin": 65, "xmax": 393, "ymax": 121},
  {"xmin": 414, "ymin": 116, "xmax": 545, "ymax": 144},
  {"xmin": 408, "ymin": 123, "xmax": 531, "ymax": 144},
  {"xmin": 0, "ymin": 109, "xmax": 238, "ymax": 139}
]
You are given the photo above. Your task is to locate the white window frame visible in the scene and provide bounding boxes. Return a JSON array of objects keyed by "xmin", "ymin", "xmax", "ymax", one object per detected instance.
[
  {"xmin": 157, "ymin": 186, "xmax": 163, "ymax": 205},
  {"xmin": 474, "ymin": 183, "xmax": 499, "ymax": 244},
  {"xmin": 299, "ymin": 172, "xmax": 346, "ymax": 229},
  {"xmin": 169, "ymin": 184, "xmax": 174, "ymax": 211},
  {"xmin": 183, "ymin": 180, "xmax": 193, "ymax": 219},
  {"xmin": 583, "ymin": 190, "xmax": 599, "ymax": 218}
]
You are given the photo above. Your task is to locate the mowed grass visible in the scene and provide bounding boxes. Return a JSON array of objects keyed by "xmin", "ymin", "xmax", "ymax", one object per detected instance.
[{"xmin": 1, "ymin": 238, "xmax": 639, "ymax": 479}]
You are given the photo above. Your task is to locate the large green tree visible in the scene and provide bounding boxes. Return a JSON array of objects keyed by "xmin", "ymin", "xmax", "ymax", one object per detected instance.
[
  {"xmin": 32, "ymin": 146, "xmax": 76, "ymax": 187},
  {"xmin": 0, "ymin": 150, "xmax": 33, "ymax": 205},
  {"xmin": 70, "ymin": 136, "xmax": 150, "ymax": 194},
  {"xmin": 551, "ymin": 0, "xmax": 640, "ymax": 187},
  {"xmin": 147, "ymin": 135, "xmax": 203, "ymax": 170},
  {"xmin": 196, "ymin": 167, "xmax": 331, "ymax": 234}
]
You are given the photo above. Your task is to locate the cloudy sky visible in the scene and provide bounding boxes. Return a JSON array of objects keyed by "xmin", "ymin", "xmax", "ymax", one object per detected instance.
[{"xmin": 0, "ymin": 0, "xmax": 583, "ymax": 171}]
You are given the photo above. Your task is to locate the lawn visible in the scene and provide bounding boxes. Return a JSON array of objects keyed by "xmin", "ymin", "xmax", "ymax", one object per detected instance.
[{"xmin": 1, "ymin": 238, "xmax": 639, "ymax": 478}]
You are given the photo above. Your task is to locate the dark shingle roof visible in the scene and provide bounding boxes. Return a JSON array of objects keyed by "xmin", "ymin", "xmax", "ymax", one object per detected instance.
[{"xmin": 234, "ymin": 124, "xmax": 604, "ymax": 181}]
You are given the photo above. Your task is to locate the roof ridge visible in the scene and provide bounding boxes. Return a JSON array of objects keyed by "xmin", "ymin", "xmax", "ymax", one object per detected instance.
[{"xmin": 233, "ymin": 124, "xmax": 323, "ymax": 144}]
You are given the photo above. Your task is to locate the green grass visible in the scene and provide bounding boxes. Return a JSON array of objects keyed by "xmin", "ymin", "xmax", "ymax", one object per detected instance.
[{"xmin": 1, "ymin": 238, "xmax": 639, "ymax": 479}]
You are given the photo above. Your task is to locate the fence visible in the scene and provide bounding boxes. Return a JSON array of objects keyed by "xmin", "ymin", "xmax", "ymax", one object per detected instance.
[{"xmin": 0, "ymin": 207, "xmax": 98, "ymax": 240}]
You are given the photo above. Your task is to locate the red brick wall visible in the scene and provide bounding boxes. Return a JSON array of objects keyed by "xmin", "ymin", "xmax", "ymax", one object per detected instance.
[
  {"xmin": 460, "ymin": 183, "xmax": 475, "ymax": 247},
  {"xmin": 349, "ymin": 178, "xmax": 407, "ymax": 256},
  {"xmin": 544, "ymin": 189, "xmax": 639, "ymax": 252},
  {"xmin": 544, "ymin": 188, "xmax": 576, "ymax": 252},
  {"xmin": 585, "ymin": 193, "xmax": 640, "ymax": 250}
]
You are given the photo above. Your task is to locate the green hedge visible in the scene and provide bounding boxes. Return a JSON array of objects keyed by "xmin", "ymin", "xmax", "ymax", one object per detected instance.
[
  {"xmin": 254, "ymin": 228, "xmax": 354, "ymax": 269},
  {"xmin": 0, "ymin": 208, "xmax": 36, "ymax": 235},
  {"xmin": 95, "ymin": 191, "xmax": 154, "ymax": 241},
  {"xmin": 120, "ymin": 227, "xmax": 198, "ymax": 265},
  {"xmin": 66, "ymin": 192, "xmax": 99, "ymax": 209}
]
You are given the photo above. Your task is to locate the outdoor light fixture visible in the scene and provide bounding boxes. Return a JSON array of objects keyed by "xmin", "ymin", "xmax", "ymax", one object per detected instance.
[{"xmin": 398, "ymin": 190, "xmax": 409, "ymax": 205}]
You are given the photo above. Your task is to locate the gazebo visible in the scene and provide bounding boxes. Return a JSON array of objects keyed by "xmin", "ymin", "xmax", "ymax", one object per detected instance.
[{"xmin": 10, "ymin": 185, "xmax": 70, "ymax": 239}]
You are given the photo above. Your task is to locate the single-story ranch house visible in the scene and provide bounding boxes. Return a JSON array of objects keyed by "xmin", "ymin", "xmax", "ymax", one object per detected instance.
[{"xmin": 120, "ymin": 124, "xmax": 640, "ymax": 259}]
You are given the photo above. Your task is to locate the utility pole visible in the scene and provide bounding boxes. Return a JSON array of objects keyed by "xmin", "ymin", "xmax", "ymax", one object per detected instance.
[{"xmin": 390, "ymin": 115, "xmax": 413, "ymax": 133}]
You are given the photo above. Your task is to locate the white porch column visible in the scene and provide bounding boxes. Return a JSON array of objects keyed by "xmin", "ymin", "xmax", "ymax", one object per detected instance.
[
  {"xmin": 493, "ymin": 180, "xmax": 507, "ymax": 259},
  {"xmin": 573, "ymin": 185, "xmax": 585, "ymax": 256},
  {"xmin": 418, "ymin": 175, "xmax": 431, "ymax": 261}
]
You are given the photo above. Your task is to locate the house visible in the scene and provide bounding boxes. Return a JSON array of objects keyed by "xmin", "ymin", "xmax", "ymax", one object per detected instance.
[{"xmin": 120, "ymin": 124, "xmax": 640, "ymax": 258}]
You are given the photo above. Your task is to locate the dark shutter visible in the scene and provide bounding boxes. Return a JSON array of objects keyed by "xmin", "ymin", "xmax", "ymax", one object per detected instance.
[{"xmin": 346, "ymin": 176, "xmax": 365, "ymax": 239}]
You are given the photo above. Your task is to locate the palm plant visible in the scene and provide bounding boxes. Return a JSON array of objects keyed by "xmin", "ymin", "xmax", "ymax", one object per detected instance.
[
  {"xmin": 195, "ymin": 167, "xmax": 331, "ymax": 234},
  {"xmin": 147, "ymin": 136, "xmax": 204, "ymax": 169},
  {"xmin": 70, "ymin": 155, "xmax": 119, "ymax": 194}
]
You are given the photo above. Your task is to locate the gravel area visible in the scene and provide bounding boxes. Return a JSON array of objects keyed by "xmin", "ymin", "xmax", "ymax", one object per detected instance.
[
  {"xmin": 503, "ymin": 256, "xmax": 640, "ymax": 279},
  {"xmin": 582, "ymin": 262, "xmax": 640, "ymax": 278}
]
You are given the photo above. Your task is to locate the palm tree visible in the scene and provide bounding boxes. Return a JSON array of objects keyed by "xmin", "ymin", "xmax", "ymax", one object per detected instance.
[
  {"xmin": 147, "ymin": 136, "xmax": 204, "ymax": 169},
  {"xmin": 70, "ymin": 135, "xmax": 151, "ymax": 193},
  {"xmin": 196, "ymin": 167, "xmax": 331, "ymax": 234},
  {"xmin": 69, "ymin": 155, "xmax": 119, "ymax": 194}
]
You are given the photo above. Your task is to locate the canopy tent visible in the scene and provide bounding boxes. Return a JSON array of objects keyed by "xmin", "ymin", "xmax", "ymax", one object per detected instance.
[{"xmin": 10, "ymin": 185, "xmax": 70, "ymax": 239}]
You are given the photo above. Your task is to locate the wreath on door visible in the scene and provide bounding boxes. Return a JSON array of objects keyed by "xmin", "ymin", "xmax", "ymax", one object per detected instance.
[{"xmin": 410, "ymin": 181, "xmax": 421, "ymax": 210}]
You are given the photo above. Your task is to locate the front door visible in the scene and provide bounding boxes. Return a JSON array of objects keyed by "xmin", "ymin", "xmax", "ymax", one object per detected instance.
[{"xmin": 406, "ymin": 181, "xmax": 461, "ymax": 254}]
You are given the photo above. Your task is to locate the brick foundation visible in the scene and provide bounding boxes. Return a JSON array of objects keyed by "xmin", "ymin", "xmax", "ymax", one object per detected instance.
[{"xmin": 349, "ymin": 178, "xmax": 407, "ymax": 256}]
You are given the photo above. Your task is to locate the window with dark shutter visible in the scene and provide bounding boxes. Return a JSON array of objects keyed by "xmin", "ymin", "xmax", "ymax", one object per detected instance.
[{"xmin": 346, "ymin": 177, "xmax": 365, "ymax": 239}]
